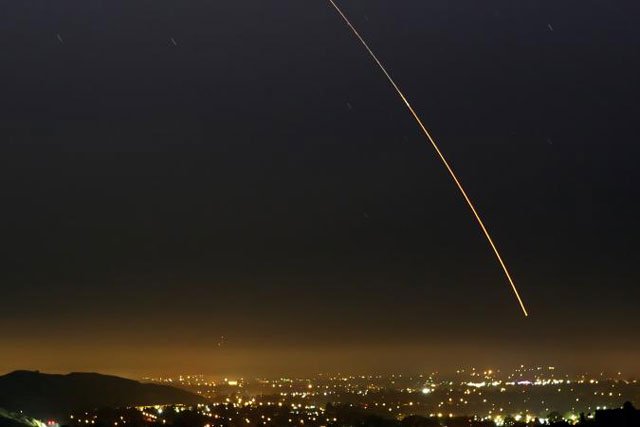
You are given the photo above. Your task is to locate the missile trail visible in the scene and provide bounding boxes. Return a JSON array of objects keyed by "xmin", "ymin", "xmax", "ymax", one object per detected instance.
[{"xmin": 327, "ymin": 0, "xmax": 529, "ymax": 317}]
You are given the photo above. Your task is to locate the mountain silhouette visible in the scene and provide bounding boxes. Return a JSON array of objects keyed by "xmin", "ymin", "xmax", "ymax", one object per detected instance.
[{"xmin": 0, "ymin": 370, "xmax": 207, "ymax": 420}]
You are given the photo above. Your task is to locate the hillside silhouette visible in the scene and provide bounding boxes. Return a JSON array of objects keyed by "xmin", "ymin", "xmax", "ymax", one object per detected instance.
[{"xmin": 0, "ymin": 371, "xmax": 207, "ymax": 420}]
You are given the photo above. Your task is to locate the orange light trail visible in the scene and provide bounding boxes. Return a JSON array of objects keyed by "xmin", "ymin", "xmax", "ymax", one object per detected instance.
[{"xmin": 327, "ymin": 0, "xmax": 529, "ymax": 317}]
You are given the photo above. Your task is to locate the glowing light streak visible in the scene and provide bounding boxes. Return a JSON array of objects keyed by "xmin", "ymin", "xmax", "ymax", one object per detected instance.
[{"xmin": 327, "ymin": 0, "xmax": 529, "ymax": 316}]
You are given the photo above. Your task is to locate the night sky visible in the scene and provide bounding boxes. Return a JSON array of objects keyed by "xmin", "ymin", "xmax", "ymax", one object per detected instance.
[{"xmin": 1, "ymin": 0, "xmax": 639, "ymax": 377}]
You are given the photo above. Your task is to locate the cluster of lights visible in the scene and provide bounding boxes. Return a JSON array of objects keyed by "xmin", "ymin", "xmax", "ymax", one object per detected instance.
[{"xmin": 128, "ymin": 366, "xmax": 640, "ymax": 427}]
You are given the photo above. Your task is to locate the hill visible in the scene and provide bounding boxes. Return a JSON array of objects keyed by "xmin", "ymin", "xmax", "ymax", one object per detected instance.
[{"xmin": 0, "ymin": 370, "xmax": 207, "ymax": 420}]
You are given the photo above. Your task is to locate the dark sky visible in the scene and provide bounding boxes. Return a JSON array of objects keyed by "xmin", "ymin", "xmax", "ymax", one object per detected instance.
[{"xmin": 1, "ymin": 0, "xmax": 639, "ymax": 378}]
